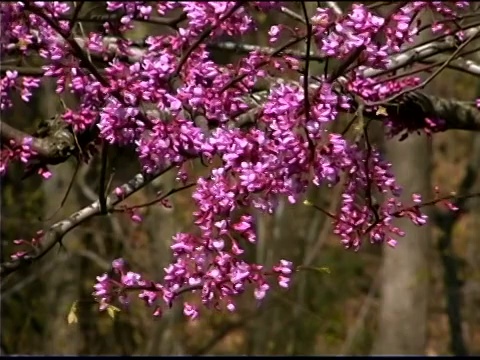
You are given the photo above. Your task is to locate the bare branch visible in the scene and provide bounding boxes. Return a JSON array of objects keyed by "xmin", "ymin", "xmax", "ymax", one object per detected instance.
[
  {"xmin": 422, "ymin": 95, "xmax": 480, "ymax": 132},
  {"xmin": 68, "ymin": 1, "xmax": 85, "ymax": 34},
  {"xmin": 0, "ymin": 164, "xmax": 175, "ymax": 279},
  {"xmin": 363, "ymin": 25, "xmax": 480, "ymax": 79},
  {"xmin": 206, "ymin": 41, "xmax": 325, "ymax": 62},
  {"xmin": 0, "ymin": 253, "xmax": 69, "ymax": 300},
  {"xmin": 58, "ymin": 12, "xmax": 187, "ymax": 29},
  {"xmin": 325, "ymin": 2, "xmax": 342, "ymax": 15},
  {"xmin": 280, "ymin": 6, "xmax": 306, "ymax": 24},
  {"xmin": 419, "ymin": 55, "xmax": 480, "ymax": 76},
  {"xmin": 77, "ymin": 163, "xmax": 98, "ymax": 201},
  {"xmin": 366, "ymin": 27, "xmax": 480, "ymax": 106},
  {"xmin": 0, "ymin": 65, "xmax": 45, "ymax": 76}
]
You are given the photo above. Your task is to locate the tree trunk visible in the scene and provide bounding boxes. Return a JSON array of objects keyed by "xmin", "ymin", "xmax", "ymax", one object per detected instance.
[
  {"xmin": 39, "ymin": 80, "xmax": 84, "ymax": 354},
  {"xmin": 373, "ymin": 9, "xmax": 433, "ymax": 355},
  {"xmin": 464, "ymin": 134, "xmax": 480, "ymax": 354},
  {"xmin": 373, "ymin": 135, "xmax": 433, "ymax": 354}
]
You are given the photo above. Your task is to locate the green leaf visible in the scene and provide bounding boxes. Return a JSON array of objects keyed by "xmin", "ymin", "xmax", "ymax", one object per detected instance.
[
  {"xmin": 106, "ymin": 305, "xmax": 121, "ymax": 319},
  {"xmin": 303, "ymin": 199, "xmax": 313, "ymax": 206},
  {"xmin": 296, "ymin": 265, "xmax": 331, "ymax": 275}
]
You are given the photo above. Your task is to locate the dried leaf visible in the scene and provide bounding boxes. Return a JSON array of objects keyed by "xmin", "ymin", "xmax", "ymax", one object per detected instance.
[
  {"xmin": 67, "ymin": 301, "xmax": 78, "ymax": 325},
  {"xmin": 376, "ymin": 106, "xmax": 388, "ymax": 116}
]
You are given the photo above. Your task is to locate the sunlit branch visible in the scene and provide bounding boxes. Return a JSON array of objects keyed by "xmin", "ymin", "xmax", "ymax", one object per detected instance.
[{"xmin": 0, "ymin": 164, "xmax": 175, "ymax": 279}]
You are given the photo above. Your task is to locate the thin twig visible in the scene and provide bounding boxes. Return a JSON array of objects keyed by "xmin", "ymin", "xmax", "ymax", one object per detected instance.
[
  {"xmin": 68, "ymin": 1, "xmax": 85, "ymax": 35},
  {"xmin": 325, "ymin": 1, "xmax": 343, "ymax": 16},
  {"xmin": 173, "ymin": 2, "xmax": 243, "ymax": 77},
  {"xmin": 219, "ymin": 35, "xmax": 307, "ymax": 93},
  {"xmin": 367, "ymin": 28, "xmax": 480, "ymax": 106},
  {"xmin": 114, "ymin": 182, "xmax": 196, "ymax": 211},
  {"xmin": 301, "ymin": 1, "xmax": 315, "ymax": 157},
  {"xmin": 99, "ymin": 140, "xmax": 108, "ymax": 214},
  {"xmin": 280, "ymin": 6, "xmax": 306, "ymax": 24}
]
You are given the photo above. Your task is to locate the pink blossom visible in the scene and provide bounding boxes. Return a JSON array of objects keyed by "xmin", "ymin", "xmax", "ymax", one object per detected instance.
[{"xmin": 1, "ymin": 0, "xmax": 472, "ymax": 321}]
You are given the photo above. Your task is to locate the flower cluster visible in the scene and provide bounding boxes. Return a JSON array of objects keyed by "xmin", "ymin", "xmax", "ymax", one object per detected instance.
[
  {"xmin": 315, "ymin": 4, "xmax": 386, "ymax": 62},
  {"xmin": 178, "ymin": 1, "xmax": 254, "ymax": 39},
  {"xmin": 9, "ymin": 230, "xmax": 45, "ymax": 261},
  {"xmin": 0, "ymin": 137, "xmax": 50, "ymax": 179},
  {"xmin": 1, "ymin": 70, "xmax": 41, "ymax": 110},
  {"xmin": 93, "ymin": 256, "xmax": 293, "ymax": 319},
  {"xmin": 1, "ymin": 1, "xmax": 474, "ymax": 320}
]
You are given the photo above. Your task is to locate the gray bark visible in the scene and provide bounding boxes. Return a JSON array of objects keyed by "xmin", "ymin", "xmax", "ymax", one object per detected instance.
[
  {"xmin": 373, "ymin": 134, "xmax": 433, "ymax": 354},
  {"xmin": 373, "ymin": 9, "xmax": 433, "ymax": 355}
]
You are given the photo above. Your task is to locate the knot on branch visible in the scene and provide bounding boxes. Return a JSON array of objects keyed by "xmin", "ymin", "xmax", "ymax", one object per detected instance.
[
  {"xmin": 382, "ymin": 91, "xmax": 480, "ymax": 135},
  {"xmin": 383, "ymin": 91, "xmax": 439, "ymax": 132},
  {"xmin": 0, "ymin": 116, "xmax": 99, "ymax": 179},
  {"xmin": 32, "ymin": 116, "xmax": 77, "ymax": 164}
]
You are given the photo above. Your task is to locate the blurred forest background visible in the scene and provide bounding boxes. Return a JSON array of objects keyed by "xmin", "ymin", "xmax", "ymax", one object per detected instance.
[{"xmin": 1, "ymin": 1, "xmax": 480, "ymax": 355}]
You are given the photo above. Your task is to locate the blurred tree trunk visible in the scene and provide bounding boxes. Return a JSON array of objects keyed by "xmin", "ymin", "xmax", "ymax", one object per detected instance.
[
  {"xmin": 246, "ymin": 3, "xmax": 329, "ymax": 354},
  {"xmin": 39, "ymin": 80, "xmax": 84, "ymax": 354},
  {"xmin": 143, "ymin": 170, "xmax": 187, "ymax": 356},
  {"xmin": 464, "ymin": 132, "xmax": 480, "ymax": 354},
  {"xmin": 373, "ymin": 9, "xmax": 433, "ymax": 355},
  {"xmin": 373, "ymin": 136, "xmax": 432, "ymax": 355},
  {"xmin": 0, "ymin": 87, "xmax": 47, "ymax": 355},
  {"xmin": 286, "ymin": 3, "xmax": 331, "ymax": 354}
]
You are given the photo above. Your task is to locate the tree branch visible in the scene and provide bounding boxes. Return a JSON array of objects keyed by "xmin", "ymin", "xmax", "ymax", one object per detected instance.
[
  {"xmin": 362, "ymin": 25, "xmax": 480, "ymax": 79},
  {"xmin": 0, "ymin": 164, "xmax": 174, "ymax": 280},
  {"xmin": 206, "ymin": 41, "xmax": 325, "ymax": 62},
  {"xmin": 2, "ymin": 18, "xmax": 479, "ymax": 159},
  {"xmin": 69, "ymin": 33, "xmax": 480, "ymax": 132},
  {"xmin": 0, "ymin": 119, "xmax": 76, "ymax": 164},
  {"xmin": 8, "ymin": 24, "xmax": 477, "ymax": 73},
  {"xmin": 421, "ymin": 95, "xmax": 480, "ymax": 132},
  {"xmin": 381, "ymin": 91, "xmax": 480, "ymax": 132},
  {"xmin": 325, "ymin": 1, "xmax": 343, "ymax": 16},
  {"xmin": 58, "ymin": 12, "xmax": 187, "ymax": 29}
]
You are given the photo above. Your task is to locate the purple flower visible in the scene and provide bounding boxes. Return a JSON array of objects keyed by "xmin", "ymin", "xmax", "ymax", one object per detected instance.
[
  {"xmin": 183, "ymin": 302, "xmax": 199, "ymax": 320},
  {"xmin": 112, "ymin": 258, "xmax": 127, "ymax": 273},
  {"xmin": 139, "ymin": 291, "xmax": 158, "ymax": 306},
  {"xmin": 2, "ymin": 0, "xmax": 467, "ymax": 321},
  {"xmin": 254, "ymin": 283, "xmax": 270, "ymax": 300}
]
